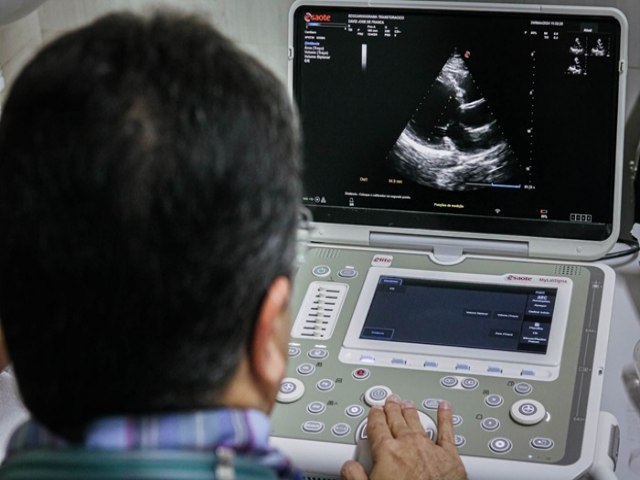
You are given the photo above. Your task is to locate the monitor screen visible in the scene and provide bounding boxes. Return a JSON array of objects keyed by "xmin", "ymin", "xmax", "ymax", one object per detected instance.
[{"xmin": 292, "ymin": 5, "xmax": 622, "ymax": 241}]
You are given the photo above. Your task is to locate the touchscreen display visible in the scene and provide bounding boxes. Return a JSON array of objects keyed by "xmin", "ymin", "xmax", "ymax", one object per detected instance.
[{"xmin": 359, "ymin": 276, "xmax": 557, "ymax": 354}]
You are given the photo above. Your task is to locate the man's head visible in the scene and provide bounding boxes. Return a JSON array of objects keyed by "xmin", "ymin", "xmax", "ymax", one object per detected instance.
[{"xmin": 0, "ymin": 11, "xmax": 300, "ymax": 436}]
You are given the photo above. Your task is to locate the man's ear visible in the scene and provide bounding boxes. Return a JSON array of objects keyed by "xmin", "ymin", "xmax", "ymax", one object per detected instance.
[{"xmin": 250, "ymin": 276, "xmax": 292, "ymax": 398}]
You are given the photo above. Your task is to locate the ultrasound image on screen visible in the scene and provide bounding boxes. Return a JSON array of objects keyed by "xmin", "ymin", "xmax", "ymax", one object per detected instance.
[{"xmin": 389, "ymin": 51, "xmax": 520, "ymax": 191}]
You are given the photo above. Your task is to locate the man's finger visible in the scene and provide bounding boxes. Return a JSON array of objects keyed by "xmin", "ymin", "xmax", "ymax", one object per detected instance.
[
  {"xmin": 340, "ymin": 459, "xmax": 369, "ymax": 480},
  {"xmin": 400, "ymin": 399, "xmax": 427, "ymax": 436},
  {"xmin": 366, "ymin": 405, "xmax": 393, "ymax": 448},
  {"xmin": 383, "ymin": 394, "xmax": 412, "ymax": 438},
  {"xmin": 436, "ymin": 400, "xmax": 458, "ymax": 452}
]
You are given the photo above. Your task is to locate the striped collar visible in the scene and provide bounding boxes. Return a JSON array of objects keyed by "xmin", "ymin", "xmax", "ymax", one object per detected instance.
[{"xmin": 5, "ymin": 408, "xmax": 302, "ymax": 479}]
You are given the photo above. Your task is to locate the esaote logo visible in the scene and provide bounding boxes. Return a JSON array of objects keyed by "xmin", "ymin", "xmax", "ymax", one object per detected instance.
[
  {"xmin": 506, "ymin": 274, "xmax": 533, "ymax": 282},
  {"xmin": 304, "ymin": 12, "xmax": 332, "ymax": 22}
]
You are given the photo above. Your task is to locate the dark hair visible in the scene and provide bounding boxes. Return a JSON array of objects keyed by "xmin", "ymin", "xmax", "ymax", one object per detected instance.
[{"xmin": 0, "ymin": 11, "xmax": 300, "ymax": 436}]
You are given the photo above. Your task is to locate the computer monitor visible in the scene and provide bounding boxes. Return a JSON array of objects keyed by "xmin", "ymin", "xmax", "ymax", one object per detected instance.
[{"xmin": 292, "ymin": 3, "xmax": 626, "ymax": 259}]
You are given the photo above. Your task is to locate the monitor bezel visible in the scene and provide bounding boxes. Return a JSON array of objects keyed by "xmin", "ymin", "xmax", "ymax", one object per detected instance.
[{"xmin": 288, "ymin": 0, "xmax": 628, "ymax": 261}]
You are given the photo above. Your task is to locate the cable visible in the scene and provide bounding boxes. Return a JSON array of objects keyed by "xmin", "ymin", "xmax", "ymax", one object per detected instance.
[{"xmin": 599, "ymin": 238, "xmax": 640, "ymax": 260}]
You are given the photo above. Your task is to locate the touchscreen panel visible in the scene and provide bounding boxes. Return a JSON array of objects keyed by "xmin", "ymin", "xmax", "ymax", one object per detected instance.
[
  {"xmin": 342, "ymin": 267, "xmax": 572, "ymax": 372},
  {"xmin": 360, "ymin": 276, "xmax": 556, "ymax": 354}
]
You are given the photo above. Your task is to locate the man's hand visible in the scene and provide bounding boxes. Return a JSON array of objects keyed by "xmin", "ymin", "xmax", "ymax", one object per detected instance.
[{"xmin": 341, "ymin": 395, "xmax": 467, "ymax": 480}]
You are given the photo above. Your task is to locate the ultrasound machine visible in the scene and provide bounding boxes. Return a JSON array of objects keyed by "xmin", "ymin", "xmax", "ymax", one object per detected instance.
[{"xmin": 269, "ymin": 2, "xmax": 629, "ymax": 479}]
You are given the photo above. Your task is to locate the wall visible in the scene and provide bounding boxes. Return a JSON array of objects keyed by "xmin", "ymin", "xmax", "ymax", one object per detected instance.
[
  {"xmin": 0, "ymin": 0, "xmax": 296, "ymax": 111},
  {"xmin": 0, "ymin": 7, "xmax": 42, "ymax": 109},
  {"xmin": 1, "ymin": 0, "xmax": 638, "ymax": 107}
]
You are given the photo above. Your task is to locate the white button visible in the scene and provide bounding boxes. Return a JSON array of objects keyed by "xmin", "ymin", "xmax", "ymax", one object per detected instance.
[
  {"xmin": 455, "ymin": 435, "xmax": 466, "ymax": 448},
  {"xmin": 364, "ymin": 385, "xmax": 392, "ymax": 406},
  {"xmin": 440, "ymin": 376, "xmax": 458, "ymax": 388},
  {"xmin": 312, "ymin": 265, "xmax": 331, "ymax": 277},
  {"xmin": 307, "ymin": 401, "xmax": 326, "ymax": 414},
  {"xmin": 514, "ymin": 382, "xmax": 533, "ymax": 395},
  {"xmin": 346, "ymin": 404, "xmax": 365, "ymax": 418},
  {"xmin": 338, "ymin": 268, "xmax": 358, "ymax": 279},
  {"xmin": 422, "ymin": 398, "xmax": 442, "ymax": 410},
  {"xmin": 510, "ymin": 399, "xmax": 546, "ymax": 425},
  {"xmin": 316, "ymin": 378, "xmax": 335, "ymax": 392},
  {"xmin": 485, "ymin": 394, "xmax": 504, "ymax": 408},
  {"xmin": 489, "ymin": 437, "xmax": 512, "ymax": 454},
  {"xmin": 331, "ymin": 423, "xmax": 351, "ymax": 437},
  {"xmin": 356, "ymin": 419, "xmax": 369, "ymax": 440},
  {"xmin": 481, "ymin": 417, "xmax": 501, "ymax": 432},
  {"xmin": 302, "ymin": 420, "xmax": 324, "ymax": 433},
  {"xmin": 288, "ymin": 346, "xmax": 301, "ymax": 358},
  {"xmin": 297, "ymin": 363, "xmax": 316, "ymax": 376},
  {"xmin": 308, "ymin": 348, "xmax": 329, "ymax": 360},
  {"xmin": 461, "ymin": 377, "xmax": 479, "ymax": 390},
  {"xmin": 277, "ymin": 377, "xmax": 305, "ymax": 403},
  {"xmin": 531, "ymin": 437, "xmax": 554, "ymax": 450},
  {"xmin": 452, "ymin": 414, "xmax": 463, "ymax": 427}
]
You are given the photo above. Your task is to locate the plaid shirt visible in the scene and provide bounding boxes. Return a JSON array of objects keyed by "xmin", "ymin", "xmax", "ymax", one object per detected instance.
[{"xmin": 5, "ymin": 408, "xmax": 303, "ymax": 480}]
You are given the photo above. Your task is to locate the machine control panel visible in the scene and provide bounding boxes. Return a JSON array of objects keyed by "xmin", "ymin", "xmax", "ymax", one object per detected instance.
[{"xmin": 270, "ymin": 245, "xmax": 613, "ymax": 479}]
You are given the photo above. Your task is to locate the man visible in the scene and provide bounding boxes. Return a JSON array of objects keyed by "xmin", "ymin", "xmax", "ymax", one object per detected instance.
[{"xmin": 0, "ymin": 11, "xmax": 466, "ymax": 480}]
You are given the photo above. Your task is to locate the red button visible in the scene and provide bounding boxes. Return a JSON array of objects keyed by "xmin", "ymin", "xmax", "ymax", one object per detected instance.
[{"xmin": 353, "ymin": 368, "xmax": 370, "ymax": 380}]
